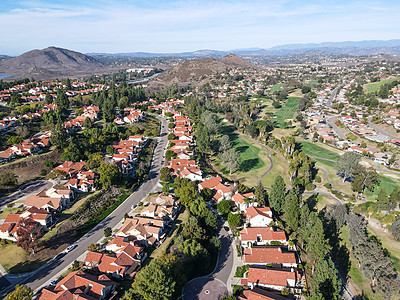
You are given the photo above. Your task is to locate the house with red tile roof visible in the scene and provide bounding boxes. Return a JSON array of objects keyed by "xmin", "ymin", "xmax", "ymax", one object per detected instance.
[
  {"xmin": 238, "ymin": 287, "xmax": 289, "ymax": 300},
  {"xmin": 116, "ymin": 216, "xmax": 165, "ymax": 246},
  {"xmin": 244, "ymin": 206, "xmax": 273, "ymax": 227},
  {"xmin": 246, "ymin": 267, "xmax": 298, "ymax": 291},
  {"xmin": 38, "ymin": 270, "xmax": 117, "ymax": 300},
  {"xmin": 198, "ymin": 176, "xmax": 222, "ymax": 190},
  {"xmin": 240, "ymin": 227, "xmax": 287, "ymax": 248},
  {"xmin": 232, "ymin": 191, "xmax": 256, "ymax": 211},
  {"xmin": 243, "ymin": 246, "xmax": 297, "ymax": 267}
]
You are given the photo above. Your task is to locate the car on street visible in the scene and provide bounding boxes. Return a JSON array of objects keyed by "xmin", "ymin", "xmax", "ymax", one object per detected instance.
[
  {"xmin": 54, "ymin": 252, "xmax": 65, "ymax": 260},
  {"xmin": 65, "ymin": 244, "xmax": 77, "ymax": 253},
  {"xmin": 49, "ymin": 280, "xmax": 59, "ymax": 286}
]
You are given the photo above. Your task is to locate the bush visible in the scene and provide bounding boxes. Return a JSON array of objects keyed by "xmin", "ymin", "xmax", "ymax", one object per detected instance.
[
  {"xmin": 305, "ymin": 183, "xmax": 316, "ymax": 191},
  {"xmin": 40, "ymin": 169, "xmax": 47, "ymax": 176},
  {"xmin": 314, "ymin": 175, "xmax": 321, "ymax": 183},
  {"xmin": 324, "ymin": 183, "xmax": 332, "ymax": 189}
]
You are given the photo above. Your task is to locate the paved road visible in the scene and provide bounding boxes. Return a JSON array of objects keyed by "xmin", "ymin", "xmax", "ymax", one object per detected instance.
[
  {"xmin": 367, "ymin": 116, "xmax": 400, "ymax": 140},
  {"xmin": 327, "ymin": 115, "xmax": 347, "ymax": 140},
  {"xmin": 236, "ymin": 133, "xmax": 274, "ymax": 184},
  {"xmin": 127, "ymin": 73, "xmax": 161, "ymax": 85},
  {"xmin": 327, "ymin": 83, "xmax": 344, "ymax": 108},
  {"xmin": 0, "ymin": 115, "xmax": 169, "ymax": 298},
  {"xmin": 0, "ymin": 180, "xmax": 53, "ymax": 209}
]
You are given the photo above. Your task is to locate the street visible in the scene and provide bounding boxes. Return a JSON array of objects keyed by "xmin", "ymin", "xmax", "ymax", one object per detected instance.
[{"xmin": 0, "ymin": 115, "xmax": 169, "ymax": 297}]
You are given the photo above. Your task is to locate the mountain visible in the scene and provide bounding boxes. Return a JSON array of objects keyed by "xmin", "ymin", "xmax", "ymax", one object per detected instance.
[
  {"xmin": 0, "ymin": 46, "xmax": 103, "ymax": 80},
  {"xmin": 269, "ymin": 39, "xmax": 400, "ymax": 50},
  {"xmin": 150, "ymin": 53, "xmax": 256, "ymax": 87}
]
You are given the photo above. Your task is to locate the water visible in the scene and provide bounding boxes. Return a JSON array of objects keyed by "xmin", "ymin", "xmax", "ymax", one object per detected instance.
[{"xmin": 0, "ymin": 74, "xmax": 10, "ymax": 79}]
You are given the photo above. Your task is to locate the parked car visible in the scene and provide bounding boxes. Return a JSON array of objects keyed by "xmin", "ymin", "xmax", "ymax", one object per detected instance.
[
  {"xmin": 65, "ymin": 244, "xmax": 77, "ymax": 253},
  {"xmin": 54, "ymin": 253, "xmax": 65, "ymax": 260},
  {"xmin": 50, "ymin": 280, "xmax": 59, "ymax": 286}
]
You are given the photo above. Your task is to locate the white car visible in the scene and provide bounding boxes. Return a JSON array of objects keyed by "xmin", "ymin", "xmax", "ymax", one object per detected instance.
[{"xmin": 65, "ymin": 245, "xmax": 77, "ymax": 253}]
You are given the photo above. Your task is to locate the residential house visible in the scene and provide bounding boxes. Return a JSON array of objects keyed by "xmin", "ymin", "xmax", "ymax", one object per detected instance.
[
  {"xmin": 244, "ymin": 206, "xmax": 273, "ymax": 227},
  {"xmin": 39, "ymin": 270, "xmax": 117, "ymax": 300},
  {"xmin": 245, "ymin": 267, "xmax": 298, "ymax": 292},
  {"xmin": 238, "ymin": 287, "xmax": 288, "ymax": 300},
  {"xmin": 232, "ymin": 192, "xmax": 256, "ymax": 212},
  {"xmin": 242, "ymin": 246, "xmax": 297, "ymax": 268},
  {"xmin": 240, "ymin": 227, "xmax": 288, "ymax": 248}
]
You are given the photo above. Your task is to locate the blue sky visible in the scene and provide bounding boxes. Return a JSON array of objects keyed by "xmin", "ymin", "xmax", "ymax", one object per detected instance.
[{"xmin": 0, "ymin": 0, "xmax": 399, "ymax": 55}]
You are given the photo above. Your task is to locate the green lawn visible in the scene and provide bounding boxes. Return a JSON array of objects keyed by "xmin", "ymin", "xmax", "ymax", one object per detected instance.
[
  {"xmin": 270, "ymin": 83, "xmax": 283, "ymax": 92},
  {"xmin": 363, "ymin": 77, "xmax": 400, "ymax": 94},
  {"xmin": 275, "ymin": 97, "xmax": 300, "ymax": 127},
  {"xmin": 299, "ymin": 141, "xmax": 341, "ymax": 161},
  {"xmin": 365, "ymin": 175, "xmax": 399, "ymax": 197}
]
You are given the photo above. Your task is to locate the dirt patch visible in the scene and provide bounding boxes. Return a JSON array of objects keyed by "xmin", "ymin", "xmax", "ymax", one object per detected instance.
[{"xmin": 0, "ymin": 150, "xmax": 60, "ymax": 196}]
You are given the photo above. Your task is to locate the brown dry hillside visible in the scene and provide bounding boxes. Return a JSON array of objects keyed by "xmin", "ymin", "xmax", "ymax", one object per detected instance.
[
  {"xmin": 151, "ymin": 53, "xmax": 256, "ymax": 87},
  {"xmin": 0, "ymin": 46, "xmax": 103, "ymax": 80}
]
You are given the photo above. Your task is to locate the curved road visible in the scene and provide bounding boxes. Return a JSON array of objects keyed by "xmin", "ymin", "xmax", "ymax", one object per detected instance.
[
  {"xmin": 236, "ymin": 132, "xmax": 274, "ymax": 184},
  {"xmin": 0, "ymin": 115, "xmax": 169, "ymax": 298},
  {"xmin": 367, "ymin": 116, "xmax": 400, "ymax": 140}
]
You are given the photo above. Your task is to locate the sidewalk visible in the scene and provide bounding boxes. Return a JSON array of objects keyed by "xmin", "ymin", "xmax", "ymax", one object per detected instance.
[{"xmin": 227, "ymin": 237, "xmax": 244, "ymax": 293}]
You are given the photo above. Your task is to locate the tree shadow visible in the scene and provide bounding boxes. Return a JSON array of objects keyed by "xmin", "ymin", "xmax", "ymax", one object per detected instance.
[
  {"xmin": 304, "ymin": 194, "xmax": 318, "ymax": 212},
  {"xmin": 8, "ymin": 258, "xmax": 50, "ymax": 274},
  {"xmin": 236, "ymin": 146, "xmax": 249, "ymax": 153},
  {"xmin": 240, "ymin": 158, "xmax": 259, "ymax": 172}
]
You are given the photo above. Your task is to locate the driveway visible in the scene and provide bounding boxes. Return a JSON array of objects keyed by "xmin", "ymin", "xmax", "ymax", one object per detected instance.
[{"xmin": 0, "ymin": 115, "xmax": 169, "ymax": 298}]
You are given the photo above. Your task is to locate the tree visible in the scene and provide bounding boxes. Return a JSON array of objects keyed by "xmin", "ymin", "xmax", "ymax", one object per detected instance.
[
  {"xmin": 16, "ymin": 218, "xmax": 41, "ymax": 254},
  {"xmin": 98, "ymin": 162, "xmax": 120, "ymax": 188},
  {"xmin": 167, "ymin": 133, "xmax": 175, "ymax": 140},
  {"xmin": 132, "ymin": 257, "xmax": 177, "ymax": 300},
  {"xmin": 195, "ymin": 123, "xmax": 210, "ymax": 153},
  {"xmin": 269, "ymin": 175, "xmax": 286, "ymax": 214},
  {"xmin": 389, "ymin": 217, "xmax": 400, "ymax": 240},
  {"xmin": 83, "ymin": 117, "xmax": 93, "ymax": 129},
  {"xmin": 309, "ymin": 258, "xmax": 341, "ymax": 300},
  {"xmin": 102, "ymin": 98, "xmax": 115, "ymax": 122},
  {"xmin": 6, "ymin": 284, "xmax": 33, "ymax": 300},
  {"xmin": 351, "ymin": 165, "xmax": 380, "ymax": 193},
  {"xmin": 50, "ymin": 122, "xmax": 68, "ymax": 150},
  {"xmin": 217, "ymin": 199, "xmax": 231, "ymax": 217},
  {"xmin": 55, "ymin": 89, "xmax": 69, "ymax": 111},
  {"xmin": 337, "ymin": 152, "xmax": 361, "ymax": 182},
  {"xmin": 228, "ymin": 213, "xmax": 242, "ymax": 229},
  {"xmin": 301, "ymin": 85, "xmax": 311, "ymax": 94},
  {"xmin": 165, "ymin": 150, "xmax": 175, "ymax": 161},
  {"xmin": 221, "ymin": 148, "xmax": 240, "ymax": 174},
  {"xmin": 160, "ymin": 167, "xmax": 172, "ymax": 182},
  {"xmin": 7, "ymin": 135, "xmax": 24, "ymax": 145},
  {"xmin": 254, "ymin": 181, "xmax": 266, "ymax": 206},
  {"xmin": 106, "ymin": 145, "xmax": 115, "ymax": 156},
  {"xmin": 200, "ymin": 187, "xmax": 213, "ymax": 202},
  {"xmin": 104, "ymin": 227, "xmax": 112, "ymax": 237},
  {"xmin": 284, "ymin": 189, "xmax": 300, "ymax": 231},
  {"xmin": 86, "ymin": 152, "xmax": 104, "ymax": 171},
  {"xmin": 219, "ymin": 135, "xmax": 231, "ymax": 153}
]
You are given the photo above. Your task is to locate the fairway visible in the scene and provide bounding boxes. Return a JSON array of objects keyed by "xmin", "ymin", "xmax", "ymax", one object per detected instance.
[
  {"xmin": 365, "ymin": 175, "xmax": 400, "ymax": 197},
  {"xmin": 363, "ymin": 77, "xmax": 399, "ymax": 93},
  {"xmin": 270, "ymin": 83, "xmax": 283, "ymax": 92},
  {"xmin": 275, "ymin": 97, "xmax": 300, "ymax": 127},
  {"xmin": 299, "ymin": 141, "xmax": 340, "ymax": 160},
  {"xmin": 212, "ymin": 123, "xmax": 271, "ymax": 187}
]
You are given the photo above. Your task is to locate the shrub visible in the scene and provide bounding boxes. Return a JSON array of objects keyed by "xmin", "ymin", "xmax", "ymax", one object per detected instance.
[
  {"xmin": 324, "ymin": 183, "xmax": 332, "ymax": 189},
  {"xmin": 40, "ymin": 169, "xmax": 47, "ymax": 176},
  {"xmin": 314, "ymin": 175, "xmax": 321, "ymax": 183},
  {"xmin": 305, "ymin": 183, "xmax": 316, "ymax": 191}
]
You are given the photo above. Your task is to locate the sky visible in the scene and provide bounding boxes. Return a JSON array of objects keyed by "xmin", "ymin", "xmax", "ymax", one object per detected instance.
[{"xmin": 0, "ymin": 0, "xmax": 399, "ymax": 55}]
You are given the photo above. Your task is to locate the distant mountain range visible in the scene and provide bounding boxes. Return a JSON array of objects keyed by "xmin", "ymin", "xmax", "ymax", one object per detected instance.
[{"xmin": 87, "ymin": 39, "xmax": 400, "ymax": 57}]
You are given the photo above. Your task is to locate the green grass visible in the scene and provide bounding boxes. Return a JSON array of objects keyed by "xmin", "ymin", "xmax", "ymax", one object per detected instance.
[
  {"xmin": 274, "ymin": 97, "xmax": 300, "ymax": 127},
  {"xmin": 315, "ymin": 158, "xmax": 336, "ymax": 168},
  {"xmin": 0, "ymin": 207, "xmax": 22, "ymax": 219},
  {"xmin": 365, "ymin": 175, "xmax": 399, "ymax": 197},
  {"xmin": 299, "ymin": 141, "xmax": 340, "ymax": 160},
  {"xmin": 346, "ymin": 133, "xmax": 358, "ymax": 141},
  {"xmin": 270, "ymin": 83, "xmax": 283, "ymax": 92},
  {"xmin": 364, "ymin": 77, "xmax": 400, "ymax": 94}
]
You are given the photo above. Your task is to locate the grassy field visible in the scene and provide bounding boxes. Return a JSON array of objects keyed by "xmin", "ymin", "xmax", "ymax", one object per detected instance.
[
  {"xmin": 365, "ymin": 175, "xmax": 400, "ymax": 198},
  {"xmin": 299, "ymin": 141, "xmax": 341, "ymax": 161},
  {"xmin": 212, "ymin": 130, "xmax": 272, "ymax": 187},
  {"xmin": 274, "ymin": 97, "xmax": 300, "ymax": 127},
  {"xmin": 270, "ymin": 83, "xmax": 283, "ymax": 92},
  {"xmin": 0, "ymin": 206, "xmax": 22, "ymax": 219},
  {"xmin": 260, "ymin": 151, "xmax": 290, "ymax": 188},
  {"xmin": 0, "ymin": 243, "xmax": 49, "ymax": 274},
  {"xmin": 363, "ymin": 77, "xmax": 400, "ymax": 94}
]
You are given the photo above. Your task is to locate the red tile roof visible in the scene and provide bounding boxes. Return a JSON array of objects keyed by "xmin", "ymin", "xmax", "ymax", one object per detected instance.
[{"xmin": 243, "ymin": 247, "xmax": 296, "ymax": 265}]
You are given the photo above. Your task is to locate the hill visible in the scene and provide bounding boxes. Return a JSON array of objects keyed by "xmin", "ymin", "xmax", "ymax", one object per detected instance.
[
  {"xmin": 0, "ymin": 47, "xmax": 103, "ymax": 80},
  {"xmin": 150, "ymin": 54, "xmax": 255, "ymax": 87}
]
